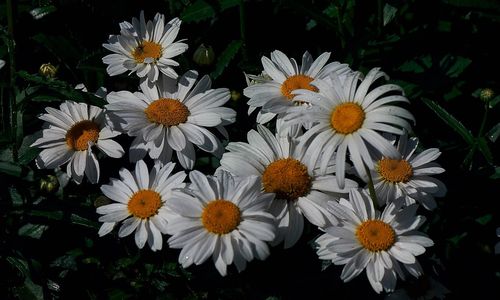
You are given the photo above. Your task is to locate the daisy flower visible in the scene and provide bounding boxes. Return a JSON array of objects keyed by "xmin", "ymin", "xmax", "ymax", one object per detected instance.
[
  {"xmin": 166, "ymin": 169, "xmax": 276, "ymax": 276},
  {"xmin": 106, "ymin": 70, "xmax": 236, "ymax": 169},
  {"xmin": 96, "ymin": 160, "xmax": 186, "ymax": 251},
  {"xmin": 370, "ymin": 132, "xmax": 446, "ymax": 210},
  {"xmin": 220, "ymin": 125, "xmax": 357, "ymax": 248},
  {"xmin": 316, "ymin": 188, "xmax": 434, "ymax": 294},
  {"xmin": 102, "ymin": 11, "xmax": 188, "ymax": 82},
  {"xmin": 31, "ymin": 101, "xmax": 124, "ymax": 184},
  {"xmin": 286, "ymin": 68, "xmax": 415, "ymax": 188},
  {"xmin": 243, "ymin": 50, "xmax": 350, "ymax": 126}
]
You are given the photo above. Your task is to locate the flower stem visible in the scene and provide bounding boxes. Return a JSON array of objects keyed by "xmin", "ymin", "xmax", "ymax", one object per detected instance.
[
  {"xmin": 363, "ymin": 162, "xmax": 379, "ymax": 209},
  {"xmin": 6, "ymin": 0, "xmax": 18, "ymax": 162}
]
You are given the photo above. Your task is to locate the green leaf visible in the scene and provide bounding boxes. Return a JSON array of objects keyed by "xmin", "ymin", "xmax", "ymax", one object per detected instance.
[
  {"xmin": 440, "ymin": 55, "xmax": 472, "ymax": 78},
  {"xmin": 490, "ymin": 166, "xmax": 500, "ymax": 179},
  {"xmin": 29, "ymin": 5, "xmax": 57, "ymax": 20},
  {"xmin": 383, "ymin": 3, "xmax": 397, "ymax": 26},
  {"xmin": 488, "ymin": 95, "xmax": 500, "ymax": 108},
  {"xmin": 14, "ymin": 278, "xmax": 44, "ymax": 300},
  {"xmin": 7, "ymin": 256, "xmax": 30, "ymax": 278},
  {"xmin": 421, "ymin": 98, "xmax": 475, "ymax": 145},
  {"xmin": 181, "ymin": 0, "xmax": 239, "ymax": 23},
  {"xmin": 28, "ymin": 210, "xmax": 64, "ymax": 220},
  {"xmin": 70, "ymin": 214, "xmax": 99, "ymax": 229},
  {"xmin": 477, "ymin": 137, "xmax": 493, "ymax": 163},
  {"xmin": 9, "ymin": 187, "xmax": 24, "ymax": 206},
  {"xmin": 487, "ymin": 122, "xmax": 500, "ymax": 142},
  {"xmin": 475, "ymin": 214, "xmax": 493, "ymax": 225},
  {"xmin": 210, "ymin": 40, "xmax": 242, "ymax": 80},
  {"xmin": 0, "ymin": 161, "xmax": 22, "ymax": 177},
  {"xmin": 448, "ymin": 232, "xmax": 467, "ymax": 246},
  {"xmin": 19, "ymin": 134, "xmax": 41, "ymax": 166},
  {"xmin": 18, "ymin": 223, "xmax": 49, "ymax": 239}
]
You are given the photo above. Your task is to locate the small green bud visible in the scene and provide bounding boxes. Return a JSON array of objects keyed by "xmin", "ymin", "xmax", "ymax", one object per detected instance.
[
  {"xmin": 39, "ymin": 175, "xmax": 59, "ymax": 193},
  {"xmin": 192, "ymin": 44, "xmax": 215, "ymax": 67}
]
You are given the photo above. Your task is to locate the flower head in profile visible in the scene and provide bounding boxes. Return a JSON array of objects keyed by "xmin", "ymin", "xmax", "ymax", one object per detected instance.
[
  {"xmin": 166, "ymin": 170, "xmax": 276, "ymax": 276},
  {"xmin": 286, "ymin": 68, "xmax": 415, "ymax": 189},
  {"xmin": 316, "ymin": 189, "xmax": 433, "ymax": 294},
  {"xmin": 31, "ymin": 101, "xmax": 124, "ymax": 184},
  {"xmin": 102, "ymin": 11, "xmax": 188, "ymax": 82},
  {"xmin": 106, "ymin": 70, "xmax": 236, "ymax": 169},
  {"xmin": 97, "ymin": 160, "xmax": 186, "ymax": 251},
  {"xmin": 370, "ymin": 132, "xmax": 446, "ymax": 210},
  {"xmin": 244, "ymin": 50, "xmax": 350, "ymax": 127},
  {"xmin": 220, "ymin": 125, "xmax": 357, "ymax": 248}
]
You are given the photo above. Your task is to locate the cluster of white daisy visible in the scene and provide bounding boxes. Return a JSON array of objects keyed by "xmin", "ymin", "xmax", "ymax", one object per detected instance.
[{"xmin": 30, "ymin": 11, "xmax": 447, "ymax": 294}]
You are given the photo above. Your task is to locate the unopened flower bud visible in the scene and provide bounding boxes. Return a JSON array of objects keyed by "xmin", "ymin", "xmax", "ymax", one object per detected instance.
[
  {"xmin": 231, "ymin": 90, "xmax": 241, "ymax": 101},
  {"xmin": 39, "ymin": 175, "xmax": 59, "ymax": 193},
  {"xmin": 192, "ymin": 44, "xmax": 215, "ymax": 67},
  {"xmin": 39, "ymin": 63, "xmax": 57, "ymax": 78},
  {"xmin": 480, "ymin": 88, "xmax": 494, "ymax": 103}
]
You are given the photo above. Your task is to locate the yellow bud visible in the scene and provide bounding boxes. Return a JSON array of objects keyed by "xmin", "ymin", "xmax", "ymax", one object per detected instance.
[
  {"xmin": 480, "ymin": 88, "xmax": 494, "ymax": 103},
  {"xmin": 39, "ymin": 175, "xmax": 59, "ymax": 193},
  {"xmin": 192, "ymin": 44, "xmax": 215, "ymax": 66},
  {"xmin": 39, "ymin": 63, "xmax": 57, "ymax": 78},
  {"xmin": 230, "ymin": 90, "xmax": 241, "ymax": 101}
]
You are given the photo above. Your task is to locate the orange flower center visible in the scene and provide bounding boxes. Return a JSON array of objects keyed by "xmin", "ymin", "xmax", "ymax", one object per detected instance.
[
  {"xmin": 330, "ymin": 103, "xmax": 365, "ymax": 134},
  {"xmin": 280, "ymin": 74, "xmax": 318, "ymax": 100},
  {"xmin": 127, "ymin": 189, "xmax": 163, "ymax": 219},
  {"xmin": 65, "ymin": 120, "xmax": 100, "ymax": 151},
  {"xmin": 201, "ymin": 199, "xmax": 241, "ymax": 235},
  {"xmin": 144, "ymin": 98, "xmax": 190, "ymax": 126},
  {"xmin": 378, "ymin": 158, "xmax": 413, "ymax": 183},
  {"xmin": 132, "ymin": 41, "xmax": 162, "ymax": 63},
  {"xmin": 356, "ymin": 220, "xmax": 396, "ymax": 252},
  {"xmin": 262, "ymin": 158, "xmax": 312, "ymax": 201}
]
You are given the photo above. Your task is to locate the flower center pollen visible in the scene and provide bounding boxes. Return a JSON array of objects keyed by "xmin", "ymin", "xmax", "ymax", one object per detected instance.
[
  {"xmin": 378, "ymin": 158, "xmax": 413, "ymax": 183},
  {"xmin": 65, "ymin": 120, "xmax": 100, "ymax": 151},
  {"xmin": 262, "ymin": 158, "xmax": 312, "ymax": 201},
  {"xmin": 145, "ymin": 98, "xmax": 190, "ymax": 126},
  {"xmin": 356, "ymin": 220, "xmax": 396, "ymax": 252},
  {"xmin": 330, "ymin": 103, "xmax": 365, "ymax": 134},
  {"xmin": 280, "ymin": 75, "xmax": 318, "ymax": 100},
  {"xmin": 127, "ymin": 190, "xmax": 163, "ymax": 219},
  {"xmin": 201, "ymin": 199, "xmax": 241, "ymax": 235},
  {"xmin": 132, "ymin": 41, "xmax": 163, "ymax": 63}
]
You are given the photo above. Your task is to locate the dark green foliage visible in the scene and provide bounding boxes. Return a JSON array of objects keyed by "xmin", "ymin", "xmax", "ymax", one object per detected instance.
[{"xmin": 0, "ymin": 0, "xmax": 498, "ymax": 299}]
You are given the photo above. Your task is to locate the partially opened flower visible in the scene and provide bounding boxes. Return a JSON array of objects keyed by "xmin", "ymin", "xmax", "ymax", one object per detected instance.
[
  {"xmin": 31, "ymin": 101, "xmax": 124, "ymax": 184},
  {"xmin": 244, "ymin": 50, "xmax": 350, "ymax": 127},
  {"xmin": 316, "ymin": 189, "xmax": 433, "ymax": 294},
  {"xmin": 286, "ymin": 68, "xmax": 415, "ymax": 188},
  {"xmin": 102, "ymin": 11, "xmax": 188, "ymax": 82},
  {"xmin": 220, "ymin": 125, "xmax": 357, "ymax": 248},
  {"xmin": 370, "ymin": 132, "xmax": 446, "ymax": 210},
  {"xmin": 167, "ymin": 170, "xmax": 276, "ymax": 276},
  {"xmin": 97, "ymin": 160, "xmax": 186, "ymax": 251},
  {"xmin": 106, "ymin": 70, "xmax": 235, "ymax": 169}
]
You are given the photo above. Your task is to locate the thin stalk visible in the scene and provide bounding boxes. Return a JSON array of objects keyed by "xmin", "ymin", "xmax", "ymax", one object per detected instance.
[
  {"xmin": 363, "ymin": 162, "xmax": 379, "ymax": 209},
  {"xmin": 239, "ymin": 0, "xmax": 248, "ymax": 62},
  {"xmin": 464, "ymin": 103, "xmax": 489, "ymax": 170},
  {"xmin": 6, "ymin": 0, "xmax": 18, "ymax": 161}
]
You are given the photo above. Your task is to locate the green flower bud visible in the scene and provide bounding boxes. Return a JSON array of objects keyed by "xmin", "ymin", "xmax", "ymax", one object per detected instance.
[
  {"xmin": 480, "ymin": 88, "xmax": 494, "ymax": 103},
  {"xmin": 192, "ymin": 44, "xmax": 215, "ymax": 67},
  {"xmin": 39, "ymin": 63, "xmax": 57, "ymax": 78},
  {"xmin": 39, "ymin": 175, "xmax": 59, "ymax": 193}
]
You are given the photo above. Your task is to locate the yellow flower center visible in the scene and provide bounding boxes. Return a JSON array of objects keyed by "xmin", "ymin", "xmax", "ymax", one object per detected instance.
[
  {"xmin": 262, "ymin": 158, "xmax": 312, "ymax": 201},
  {"xmin": 127, "ymin": 190, "xmax": 163, "ymax": 219},
  {"xmin": 132, "ymin": 41, "xmax": 163, "ymax": 63},
  {"xmin": 144, "ymin": 98, "xmax": 190, "ymax": 126},
  {"xmin": 280, "ymin": 75, "xmax": 318, "ymax": 100},
  {"xmin": 378, "ymin": 158, "xmax": 413, "ymax": 183},
  {"xmin": 355, "ymin": 220, "xmax": 396, "ymax": 252},
  {"xmin": 65, "ymin": 120, "xmax": 100, "ymax": 151},
  {"xmin": 330, "ymin": 103, "xmax": 365, "ymax": 134},
  {"xmin": 201, "ymin": 199, "xmax": 241, "ymax": 235}
]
